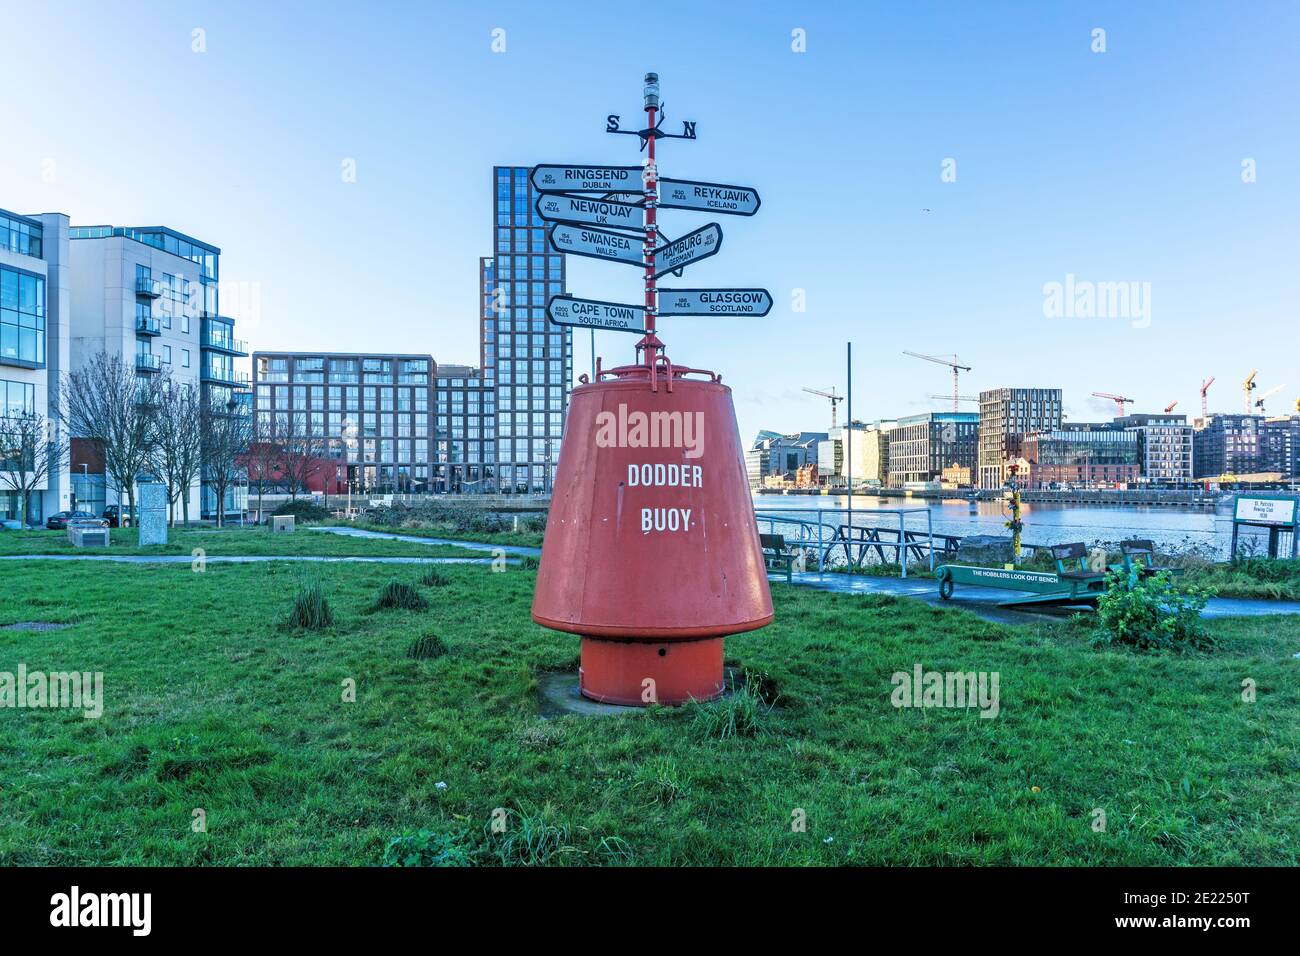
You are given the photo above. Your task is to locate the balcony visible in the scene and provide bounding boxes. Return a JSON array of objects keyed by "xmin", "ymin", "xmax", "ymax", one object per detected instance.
[
  {"xmin": 135, "ymin": 352, "xmax": 162, "ymax": 373},
  {"xmin": 135, "ymin": 277, "xmax": 163, "ymax": 298},
  {"xmin": 201, "ymin": 366, "xmax": 250, "ymax": 388},
  {"xmin": 135, "ymin": 315, "xmax": 161, "ymax": 336},
  {"xmin": 201, "ymin": 326, "xmax": 248, "ymax": 356}
]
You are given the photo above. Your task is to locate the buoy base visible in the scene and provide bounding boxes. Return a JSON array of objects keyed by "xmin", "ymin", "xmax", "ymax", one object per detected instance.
[{"xmin": 579, "ymin": 636, "xmax": 724, "ymax": 706}]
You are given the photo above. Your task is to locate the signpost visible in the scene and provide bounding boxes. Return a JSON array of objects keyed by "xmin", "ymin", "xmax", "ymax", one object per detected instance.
[
  {"xmin": 658, "ymin": 288, "xmax": 772, "ymax": 316},
  {"xmin": 536, "ymin": 193, "xmax": 644, "ymax": 231},
  {"xmin": 652, "ymin": 223, "xmax": 722, "ymax": 278},
  {"xmin": 531, "ymin": 73, "xmax": 774, "ymax": 707},
  {"xmin": 530, "ymin": 165, "xmax": 642, "ymax": 193},
  {"xmin": 547, "ymin": 223, "xmax": 644, "ymax": 267},
  {"xmin": 1230, "ymin": 494, "xmax": 1299, "ymax": 559},
  {"xmin": 658, "ymin": 177, "xmax": 761, "ymax": 216},
  {"xmin": 546, "ymin": 295, "xmax": 647, "ymax": 334}
]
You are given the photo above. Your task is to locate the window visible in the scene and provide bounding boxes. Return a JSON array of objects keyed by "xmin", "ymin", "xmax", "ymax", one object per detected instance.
[
  {"xmin": 0, "ymin": 266, "xmax": 46, "ymax": 366},
  {"xmin": 163, "ymin": 345, "xmax": 172, "ymax": 363},
  {"xmin": 182, "ymin": 348, "xmax": 190, "ymax": 368},
  {"xmin": 1, "ymin": 379, "xmax": 35, "ymax": 417}
]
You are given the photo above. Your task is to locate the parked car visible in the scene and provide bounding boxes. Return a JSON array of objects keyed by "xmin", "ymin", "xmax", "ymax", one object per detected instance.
[
  {"xmin": 46, "ymin": 510, "xmax": 97, "ymax": 530},
  {"xmin": 103, "ymin": 505, "xmax": 131, "ymax": 528}
]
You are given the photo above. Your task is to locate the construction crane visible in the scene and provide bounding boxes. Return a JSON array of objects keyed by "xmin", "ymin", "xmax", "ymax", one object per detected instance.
[
  {"xmin": 1244, "ymin": 370, "xmax": 1257, "ymax": 414},
  {"xmin": 1254, "ymin": 383, "xmax": 1285, "ymax": 414},
  {"xmin": 930, "ymin": 394, "xmax": 979, "ymax": 404},
  {"xmin": 1092, "ymin": 391, "xmax": 1135, "ymax": 417},
  {"xmin": 1164, "ymin": 401, "xmax": 1179, "ymax": 413},
  {"xmin": 802, "ymin": 386, "xmax": 845, "ymax": 429},
  {"xmin": 904, "ymin": 351, "xmax": 971, "ymax": 411},
  {"xmin": 1199, "ymin": 376, "xmax": 1215, "ymax": 421}
]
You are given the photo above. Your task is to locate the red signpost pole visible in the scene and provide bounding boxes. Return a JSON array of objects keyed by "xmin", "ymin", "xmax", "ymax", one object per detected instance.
[{"xmin": 641, "ymin": 82, "xmax": 660, "ymax": 368}]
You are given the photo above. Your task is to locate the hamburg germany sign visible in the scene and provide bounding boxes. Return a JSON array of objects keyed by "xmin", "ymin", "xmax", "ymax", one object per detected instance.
[
  {"xmin": 658, "ymin": 288, "xmax": 772, "ymax": 316},
  {"xmin": 546, "ymin": 295, "xmax": 647, "ymax": 334},
  {"xmin": 531, "ymin": 164, "xmax": 642, "ymax": 193},
  {"xmin": 658, "ymin": 178, "xmax": 760, "ymax": 216},
  {"xmin": 536, "ymin": 194, "xmax": 644, "ymax": 230},
  {"xmin": 548, "ymin": 224, "xmax": 643, "ymax": 267},
  {"xmin": 653, "ymin": 223, "xmax": 722, "ymax": 278}
]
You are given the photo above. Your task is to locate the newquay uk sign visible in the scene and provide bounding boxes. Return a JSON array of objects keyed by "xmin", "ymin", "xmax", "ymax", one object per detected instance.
[{"xmin": 536, "ymin": 193, "xmax": 644, "ymax": 231}]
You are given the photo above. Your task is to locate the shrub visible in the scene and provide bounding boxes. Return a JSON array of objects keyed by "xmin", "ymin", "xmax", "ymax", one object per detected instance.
[
  {"xmin": 407, "ymin": 634, "xmax": 449, "ymax": 660},
  {"xmin": 272, "ymin": 500, "xmax": 329, "ymax": 522},
  {"xmin": 373, "ymin": 580, "xmax": 429, "ymax": 611},
  {"xmin": 486, "ymin": 807, "xmax": 573, "ymax": 866},
  {"xmin": 1091, "ymin": 568, "xmax": 1214, "ymax": 652},
  {"xmin": 381, "ymin": 829, "xmax": 474, "ymax": 867},
  {"xmin": 287, "ymin": 577, "xmax": 333, "ymax": 630},
  {"xmin": 419, "ymin": 566, "xmax": 449, "ymax": 587}
]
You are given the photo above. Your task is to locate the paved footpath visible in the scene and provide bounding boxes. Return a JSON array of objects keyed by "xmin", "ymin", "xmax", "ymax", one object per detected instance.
[
  {"xmin": 8, "ymin": 526, "xmax": 1297, "ymax": 626},
  {"xmin": 313, "ymin": 528, "xmax": 1300, "ymax": 626}
]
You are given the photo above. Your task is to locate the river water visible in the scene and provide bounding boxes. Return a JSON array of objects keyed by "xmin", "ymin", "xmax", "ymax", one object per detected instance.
[{"xmin": 752, "ymin": 494, "xmax": 1251, "ymax": 560}]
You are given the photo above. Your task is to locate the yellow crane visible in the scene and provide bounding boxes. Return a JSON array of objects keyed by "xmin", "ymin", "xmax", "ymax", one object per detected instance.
[
  {"xmin": 904, "ymin": 351, "xmax": 972, "ymax": 411},
  {"xmin": 1244, "ymin": 370, "xmax": 1257, "ymax": 414},
  {"xmin": 802, "ymin": 386, "xmax": 845, "ymax": 429}
]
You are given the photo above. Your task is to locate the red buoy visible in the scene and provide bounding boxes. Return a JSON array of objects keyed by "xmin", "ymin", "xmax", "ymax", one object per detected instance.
[{"xmin": 531, "ymin": 362, "xmax": 773, "ymax": 705}]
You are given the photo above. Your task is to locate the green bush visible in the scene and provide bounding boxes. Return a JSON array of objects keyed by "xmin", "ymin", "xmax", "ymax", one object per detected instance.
[
  {"xmin": 418, "ymin": 566, "xmax": 449, "ymax": 587},
  {"xmin": 287, "ymin": 577, "xmax": 334, "ymax": 630},
  {"xmin": 381, "ymin": 829, "xmax": 474, "ymax": 867},
  {"xmin": 406, "ymin": 634, "xmax": 449, "ymax": 660},
  {"xmin": 272, "ymin": 500, "xmax": 329, "ymax": 522},
  {"xmin": 373, "ymin": 580, "xmax": 429, "ymax": 611},
  {"xmin": 1092, "ymin": 568, "xmax": 1214, "ymax": 652},
  {"xmin": 689, "ymin": 682, "xmax": 770, "ymax": 740}
]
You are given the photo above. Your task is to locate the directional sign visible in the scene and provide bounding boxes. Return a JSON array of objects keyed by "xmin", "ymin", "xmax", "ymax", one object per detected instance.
[
  {"xmin": 546, "ymin": 295, "xmax": 646, "ymax": 334},
  {"xmin": 531, "ymin": 164, "xmax": 642, "ymax": 193},
  {"xmin": 658, "ymin": 177, "xmax": 760, "ymax": 216},
  {"xmin": 658, "ymin": 288, "xmax": 772, "ymax": 317},
  {"xmin": 548, "ymin": 223, "xmax": 643, "ymax": 268},
  {"xmin": 653, "ymin": 223, "xmax": 722, "ymax": 278},
  {"xmin": 536, "ymin": 194, "xmax": 644, "ymax": 231}
]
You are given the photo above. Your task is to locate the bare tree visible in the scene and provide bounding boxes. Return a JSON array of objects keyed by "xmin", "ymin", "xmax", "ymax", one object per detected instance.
[
  {"xmin": 0, "ymin": 410, "xmax": 70, "ymax": 527},
  {"xmin": 246, "ymin": 412, "xmax": 289, "ymax": 522},
  {"xmin": 201, "ymin": 399, "xmax": 251, "ymax": 527},
  {"xmin": 280, "ymin": 411, "xmax": 331, "ymax": 501},
  {"xmin": 151, "ymin": 377, "xmax": 204, "ymax": 526},
  {"xmin": 60, "ymin": 352, "xmax": 163, "ymax": 524}
]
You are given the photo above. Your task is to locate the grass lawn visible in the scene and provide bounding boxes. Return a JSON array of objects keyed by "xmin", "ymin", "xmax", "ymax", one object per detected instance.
[
  {"xmin": 0, "ymin": 559, "xmax": 1296, "ymax": 865},
  {"xmin": 0, "ymin": 527, "xmax": 477, "ymax": 559}
]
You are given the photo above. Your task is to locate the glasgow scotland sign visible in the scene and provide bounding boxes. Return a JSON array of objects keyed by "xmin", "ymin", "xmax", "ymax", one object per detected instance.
[
  {"xmin": 531, "ymin": 164, "xmax": 642, "ymax": 193},
  {"xmin": 536, "ymin": 193, "xmax": 644, "ymax": 231},
  {"xmin": 546, "ymin": 295, "xmax": 647, "ymax": 334},
  {"xmin": 658, "ymin": 178, "xmax": 760, "ymax": 216},
  {"xmin": 653, "ymin": 222, "xmax": 722, "ymax": 278},
  {"xmin": 548, "ymin": 223, "xmax": 643, "ymax": 267},
  {"xmin": 658, "ymin": 288, "xmax": 772, "ymax": 316}
]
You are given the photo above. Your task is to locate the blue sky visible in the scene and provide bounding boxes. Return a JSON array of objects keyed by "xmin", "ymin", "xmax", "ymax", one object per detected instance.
[{"xmin": 3, "ymin": 0, "xmax": 1297, "ymax": 441}]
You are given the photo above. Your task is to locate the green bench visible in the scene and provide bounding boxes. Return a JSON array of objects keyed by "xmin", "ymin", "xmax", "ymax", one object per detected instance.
[
  {"xmin": 1119, "ymin": 539, "xmax": 1183, "ymax": 580},
  {"xmin": 760, "ymin": 533, "xmax": 794, "ymax": 582}
]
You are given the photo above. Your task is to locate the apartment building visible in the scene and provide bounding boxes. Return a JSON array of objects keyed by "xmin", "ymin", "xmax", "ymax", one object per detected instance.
[
  {"xmin": 886, "ymin": 412, "xmax": 978, "ymax": 487},
  {"xmin": 0, "ymin": 208, "xmax": 71, "ymax": 524},
  {"xmin": 978, "ymin": 388, "xmax": 1063, "ymax": 489}
]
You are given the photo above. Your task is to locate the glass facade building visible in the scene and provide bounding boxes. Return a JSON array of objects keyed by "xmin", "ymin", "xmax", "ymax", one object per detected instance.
[{"xmin": 479, "ymin": 166, "xmax": 572, "ymax": 494}]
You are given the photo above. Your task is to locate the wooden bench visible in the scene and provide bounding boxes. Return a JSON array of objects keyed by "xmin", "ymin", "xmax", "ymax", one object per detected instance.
[
  {"xmin": 1050, "ymin": 542, "xmax": 1106, "ymax": 582},
  {"xmin": 760, "ymin": 533, "xmax": 794, "ymax": 582},
  {"xmin": 1119, "ymin": 539, "xmax": 1182, "ymax": 578}
]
